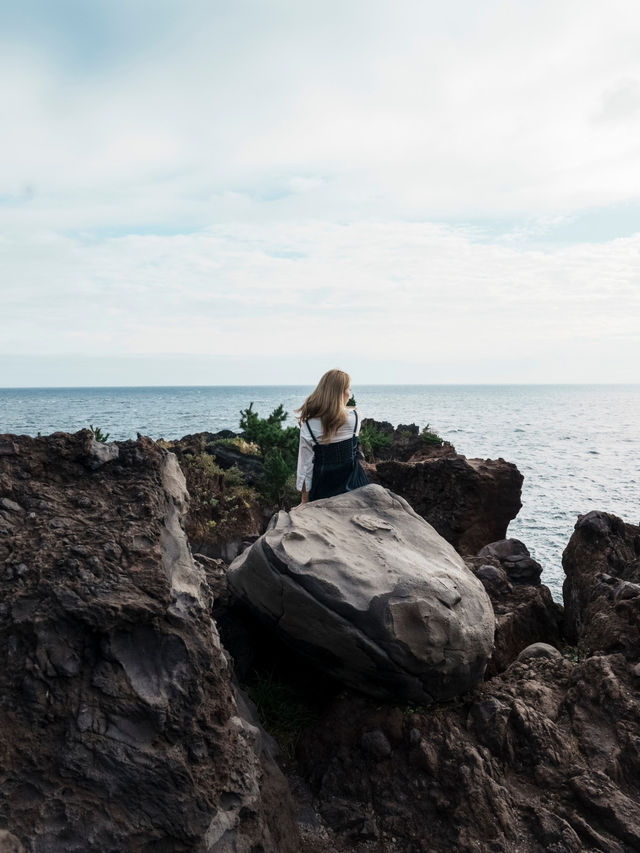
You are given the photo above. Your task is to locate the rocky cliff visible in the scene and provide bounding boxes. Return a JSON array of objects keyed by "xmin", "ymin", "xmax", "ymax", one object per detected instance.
[
  {"xmin": 0, "ymin": 431, "xmax": 298, "ymax": 852},
  {"xmin": 295, "ymin": 650, "xmax": 640, "ymax": 852},
  {"xmin": 2, "ymin": 429, "xmax": 638, "ymax": 853},
  {"xmin": 162, "ymin": 421, "xmax": 524, "ymax": 562},
  {"xmin": 563, "ymin": 509, "xmax": 640, "ymax": 660},
  {"xmin": 368, "ymin": 454, "xmax": 523, "ymax": 556}
]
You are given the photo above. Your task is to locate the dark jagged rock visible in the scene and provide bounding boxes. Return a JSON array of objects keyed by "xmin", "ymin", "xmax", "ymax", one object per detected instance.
[
  {"xmin": 228, "ymin": 485, "xmax": 495, "ymax": 704},
  {"xmin": 563, "ymin": 510, "xmax": 640, "ymax": 659},
  {"xmin": 295, "ymin": 653, "xmax": 640, "ymax": 852},
  {"xmin": 487, "ymin": 584, "xmax": 563, "ymax": 677},
  {"xmin": 6, "ymin": 425, "xmax": 639, "ymax": 853},
  {"xmin": 369, "ymin": 455, "xmax": 523, "ymax": 555},
  {"xmin": 478, "ymin": 537, "xmax": 543, "ymax": 584},
  {"xmin": 359, "ymin": 419, "xmax": 456, "ymax": 463},
  {"xmin": 465, "ymin": 554, "xmax": 563, "ymax": 676},
  {"xmin": 0, "ymin": 430, "xmax": 299, "ymax": 853}
]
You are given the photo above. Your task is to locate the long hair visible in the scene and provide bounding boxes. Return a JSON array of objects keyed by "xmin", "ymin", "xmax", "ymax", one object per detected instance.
[{"xmin": 296, "ymin": 369, "xmax": 351, "ymax": 442}]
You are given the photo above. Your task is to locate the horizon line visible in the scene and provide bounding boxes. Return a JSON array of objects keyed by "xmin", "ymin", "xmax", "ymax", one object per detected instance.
[{"xmin": 2, "ymin": 382, "xmax": 640, "ymax": 391}]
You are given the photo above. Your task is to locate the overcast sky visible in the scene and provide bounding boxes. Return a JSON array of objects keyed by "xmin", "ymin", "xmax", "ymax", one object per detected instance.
[{"xmin": 1, "ymin": 0, "xmax": 639, "ymax": 386}]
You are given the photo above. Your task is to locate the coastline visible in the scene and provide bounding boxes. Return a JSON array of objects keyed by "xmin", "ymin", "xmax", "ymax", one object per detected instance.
[
  {"xmin": 2, "ymin": 383, "xmax": 638, "ymax": 602},
  {"xmin": 1, "ymin": 428, "xmax": 638, "ymax": 852}
]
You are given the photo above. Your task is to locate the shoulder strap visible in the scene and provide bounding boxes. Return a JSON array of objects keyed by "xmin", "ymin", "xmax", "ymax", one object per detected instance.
[
  {"xmin": 306, "ymin": 420, "xmax": 319, "ymax": 445},
  {"xmin": 352, "ymin": 410, "xmax": 359, "ymax": 435}
]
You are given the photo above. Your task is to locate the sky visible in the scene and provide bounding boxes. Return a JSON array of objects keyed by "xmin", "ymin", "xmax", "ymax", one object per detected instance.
[{"xmin": 1, "ymin": 0, "xmax": 639, "ymax": 386}]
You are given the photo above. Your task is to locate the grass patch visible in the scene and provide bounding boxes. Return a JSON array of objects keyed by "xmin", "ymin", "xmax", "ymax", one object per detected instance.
[
  {"xmin": 421, "ymin": 423, "xmax": 444, "ymax": 447},
  {"xmin": 215, "ymin": 436, "xmax": 261, "ymax": 455},
  {"xmin": 181, "ymin": 452, "xmax": 259, "ymax": 543},
  {"xmin": 359, "ymin": 422, "xmax": 393, "ymax": 459}
]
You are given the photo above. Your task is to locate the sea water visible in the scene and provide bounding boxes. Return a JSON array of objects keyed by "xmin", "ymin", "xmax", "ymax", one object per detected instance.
[{"xmin": 1, "ymin": 384, "xmax": 638, "ymax": 601}]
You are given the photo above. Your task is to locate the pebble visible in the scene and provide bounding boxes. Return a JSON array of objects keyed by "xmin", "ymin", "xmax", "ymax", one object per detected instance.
[
  {"xmin": 361, "ymin": 729, "xmax": 392, "ymax": 760},
  {"xmin": 1, "ymin": 498, "xmax": 24, "ymax": 513}
]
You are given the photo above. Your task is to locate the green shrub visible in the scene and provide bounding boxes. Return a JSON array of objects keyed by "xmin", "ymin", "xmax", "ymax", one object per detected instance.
[
  {"xmin": 181, "ymin": 452, "xmax": 259, "ymax": 543},
  {"xmin": 262, "ymin": 448, "xmax": 291, "ymax": 504},
  {"xmin": 421, "ymin": 424, "xmax": 444, "ymax": 447},
  {"xmin": 359, "ymin": 422, "xmax": 393, "ymax": 459},
  {"xmin": 239, "ymin": 402, "xmax": 299, "ymax": 505},
  {"xmin": 280, "ymin": 473, "xmax": 301, "ymax": 509},
  {"xmin": 89, "ymin": 424, "xmax": 110, "ymax": 443}
]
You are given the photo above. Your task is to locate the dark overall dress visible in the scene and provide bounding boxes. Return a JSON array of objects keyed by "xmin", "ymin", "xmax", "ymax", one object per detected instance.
[{"xmin": 306, "ymin": 410, "xmax": 369, "ymax": 502}]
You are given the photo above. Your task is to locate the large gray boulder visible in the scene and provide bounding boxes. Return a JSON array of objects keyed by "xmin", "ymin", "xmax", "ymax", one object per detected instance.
[{"xmin": 228, "ymin": 484, "xmax": 495, "ymax": 703}]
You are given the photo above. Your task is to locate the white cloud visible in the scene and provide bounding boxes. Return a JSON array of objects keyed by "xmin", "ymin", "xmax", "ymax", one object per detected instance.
[
  {"xmin": 1, "ymin": 0, "xmax": 640, "ymax": 384},
  {"xmin": 2, "ymin": 0, "xmax": 640, "ymax": 225},
  {"xmin": 596, "ymin": 77, "xmax": 640, "ymax": 123},
  {"xmin": 2, "ymin": 222, "xmax": 638, "ymax": 379}
]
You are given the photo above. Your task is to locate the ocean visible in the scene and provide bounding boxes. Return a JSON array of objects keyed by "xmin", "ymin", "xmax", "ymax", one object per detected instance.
[{"xmin": 1, "ymin": 384, "xmax": 638, "ymax": 602}]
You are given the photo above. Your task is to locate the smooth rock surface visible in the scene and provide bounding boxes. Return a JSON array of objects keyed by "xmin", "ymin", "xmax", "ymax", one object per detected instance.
[
  {"xmin": 0, "ymin": 430, "xmax": 299, "ymax": 853},
  {"xmin": 0, "ymin": 832, "xmax": 27, "ymax": 853},
  {"xmin": 517, "ymin": 642, "xmax": 562, "ymax": 661},
  {"xmin": 228, "ymin": 484, "xmax": 495, "ymax": 704}
]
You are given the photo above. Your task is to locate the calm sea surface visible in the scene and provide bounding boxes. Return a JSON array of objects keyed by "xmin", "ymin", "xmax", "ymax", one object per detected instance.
[{"xmin": 1, "ymin": 384, "xmax": 638, "ymax": 601}]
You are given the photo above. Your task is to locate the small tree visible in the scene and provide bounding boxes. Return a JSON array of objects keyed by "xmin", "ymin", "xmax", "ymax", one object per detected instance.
[
  {"xmin": 262, "ymin": 448, "xmax": 291, "ymax": 504},
  {"xmin": 89, "ymin": 424, "xmax": 110, "ymax": 443},
  {"xmin": 239, "ymin": 403, "xmax": 299, "ymax": 505}
]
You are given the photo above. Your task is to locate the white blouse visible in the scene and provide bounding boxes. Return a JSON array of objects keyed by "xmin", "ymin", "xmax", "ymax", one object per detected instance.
[{"xmin": 296, "ymin": 408, "xmax": 361, "ymax": 492}]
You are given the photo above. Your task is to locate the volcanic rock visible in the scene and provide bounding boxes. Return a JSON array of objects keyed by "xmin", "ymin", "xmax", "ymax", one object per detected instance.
[
  {"xmin": 170, "ymin": 431, "xmax": 265, "ymax": 487},
  {"xmin": 296, "ymin": 652, "xmax": 640, "ymax": 852},
  {"xmin": 359, "ymin": 419, "xmax": 456, "ymax": 463},
  {"xmin": 478, "ymin": 537, "xmax": 543, "ymax": 584},
  {"xmin": 162, "ymin": 432, "xmax": 264, "ymax": 561},
  {"xmin": 0, "ymin": 430, "xmax": 299, "ymax": 853},
  {"xmin": 517, "ymin": 642, "xmax": 563, "ymax": 662},
  {"xmin": 228, "ymin": 484, "xmax": 495, "ymax": 704},
  {"xmin": 465, "ymin": 554, "xmax": 563, "ymax": 676},
  {"xmin": 563, "ymin": 510, "xmax": 640, "ymax": 659},
  {"xmin": 370, "ymin": 455, "xmax": 523, "ymax": 554}
]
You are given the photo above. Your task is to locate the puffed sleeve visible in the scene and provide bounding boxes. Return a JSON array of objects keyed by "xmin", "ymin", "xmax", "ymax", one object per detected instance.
[{"xmin": 296, "ymin": 425, "xmax": 315, "ymax": 491}]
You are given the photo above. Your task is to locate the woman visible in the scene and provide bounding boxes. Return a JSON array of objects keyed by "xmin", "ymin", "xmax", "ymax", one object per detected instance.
[{"xmin": 295, "ymin": 369, "xmax": 368, "ymax": 503}]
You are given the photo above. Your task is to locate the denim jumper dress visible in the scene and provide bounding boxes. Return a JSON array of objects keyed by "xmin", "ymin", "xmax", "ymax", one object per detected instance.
[{"xmin": 306, "ymin": 410, "xmax": 369, "ymax": 502}]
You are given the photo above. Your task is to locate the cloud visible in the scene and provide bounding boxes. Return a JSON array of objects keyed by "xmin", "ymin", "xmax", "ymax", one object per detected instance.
[
  {"xmin": 2, "ymin": 0, "xmax": 640, "ymax": 227},
  {"xmin": 596, "ymin": 77, "xmax": 640, "ymax": 123},
  {"xmin": 2, "ymin": 222, "xmax": 638, "ymax": 376},
  {"xmin": 1, "ymin": 1, "xmax": 640, "ymax": 385}
]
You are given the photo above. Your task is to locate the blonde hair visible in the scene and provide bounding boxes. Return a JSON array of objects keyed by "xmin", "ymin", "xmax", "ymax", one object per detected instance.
[{"xmin": 296, "ymin": 369, "xmax": 351, "ymax": 442}]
